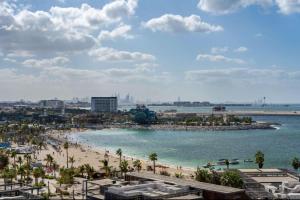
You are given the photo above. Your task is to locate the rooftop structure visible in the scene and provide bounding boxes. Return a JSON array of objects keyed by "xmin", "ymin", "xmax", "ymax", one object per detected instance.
[
  {"xmin": 125, "ymin": 172, "xmax": 245, "ymax": 200},
  {"xmin": 105, "ymin": 181, "xmax": 201, "ymax": 200},
  {"xmin": 85, "ymin": 178, "xmax": 202, "ymax": 200},
  {"xmin": 0, "ymin": 182, "xmax": 43, "ymax": 200},
  {"xmin": 91, "ymin": 97, "xmax": 118, "ymax": 113},
  {"xmin": 238, "ymin": 168, "xmax": 300, "ymax": 199}
]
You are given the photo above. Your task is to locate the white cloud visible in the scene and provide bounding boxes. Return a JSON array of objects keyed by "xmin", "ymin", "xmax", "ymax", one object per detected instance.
[
  {"xmin": 22, "ymin": 57, "xmax": 70, "ymax": 68},
  {"xmin": 196, "ymin": 53, "xmax": 245, "ymax": 64},
  {"xmin": 0, "ymin": 0, "xmax": 138, "ymax": 54},
  {"xmin": 7, "ymin": 50, "xmax": 34, "ymax": 58},
  {"xmin": 185, "ymin": 68, "xmax": 299, "ymax": 82},
  {"xmin": 211, "ymin": 46, "xmax": 229, "ymax": 54},
  {"xmin": 197, "ymin": 0, "xmax": 273, "ymax": 14},
  {"xmin": 98, "ymin": 24, "xmax": 133, "ymax": 41},
  {"xmin": 3, "ymin": 57, "xmax": 17, "ymax": 63},
  {"xmin": 276, "ymin": 0, "xmax": 300, "ymax": 14},
  {"xmin": 197, "ymin": 0, "xmax": 300, "ymax": 15},
  {"xmin": 143, "ymin": 14, "xmax": 223, "ymax": 33},
  {"xmin": 88, "ymin": 47, "xmax": 156, "ymax": 62},
  {"xmin": 234, "ymin": 46, "xmax": 248, "ymax": 52}
]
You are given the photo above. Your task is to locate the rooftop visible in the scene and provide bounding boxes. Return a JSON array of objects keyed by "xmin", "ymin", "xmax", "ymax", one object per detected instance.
[{"xmin": 126, "ymin": 172, "xmax": 244, "ymax": 194}]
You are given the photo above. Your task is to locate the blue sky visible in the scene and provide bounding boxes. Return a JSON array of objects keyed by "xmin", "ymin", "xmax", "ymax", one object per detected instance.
[{"xmin": 1, "ymin": 0, "xmax": 300, "ymax": 103}]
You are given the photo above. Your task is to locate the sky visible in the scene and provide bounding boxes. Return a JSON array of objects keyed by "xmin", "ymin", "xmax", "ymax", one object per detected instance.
[{"xmin": 1, "ymin": 0, "xmax": 300, "ymax": 103}]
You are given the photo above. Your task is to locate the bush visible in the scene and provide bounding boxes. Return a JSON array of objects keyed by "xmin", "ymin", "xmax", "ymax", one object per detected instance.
[
  {"xmin": 44, "ymin": 174, "xmax": 55, "ymax": 179},
  {"xmin": 34, "ymin": 181, "xmax": 46, "ymax": 187},
  {"xmin": 58, "ymin": 168, "xmax": 74, "ymax": 184},
  {"xmin": 160, "ymin": 170, "xmax": 170, "ymax": 176},
  {"xmin": 195, "ymin": 167, "xmax": 211, "ymax": 183},
  {"xmin": 220, "ymin": 170, "xmax": 243, "ymax": 188},
  {"xmin": 174, "ymin": 172, "xmax": 184, "ymax": 178}
]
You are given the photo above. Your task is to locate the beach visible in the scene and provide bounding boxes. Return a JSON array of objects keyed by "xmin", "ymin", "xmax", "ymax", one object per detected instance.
[{"xmin": 38, "ymin": 129, "xmax": 195, "ymax": 179}]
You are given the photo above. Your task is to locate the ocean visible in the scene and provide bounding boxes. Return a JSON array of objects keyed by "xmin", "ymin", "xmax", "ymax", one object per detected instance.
[{"xmin": 70, "ymin": 105, "xmax": 300, "ymax": 170}]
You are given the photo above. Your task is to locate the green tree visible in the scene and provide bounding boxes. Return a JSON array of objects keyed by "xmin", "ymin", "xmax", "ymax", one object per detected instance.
[
  {"xmin": 3, "ymin": 167, "xmax": 17, "ymax": 184},
  {"xmin": 134, "ymin": 112, "xmax": 147, "ymax": 124},
  {"xmin": 116, "ymin": 148, "xmax": 122, "ymax": 167},
  {"xmin": 119, "ymin": 160, "xmax": 129, "ymax": 176},
  {"xmin": 18, "ymin": 165, "xmax": 26, "ymax": 182},
  {"xmin": 58, "ymin": 167, "xmax": 74, "ymax": 184},
  {"xmin": 78, "ymin": 165, "xmax": 85, "ymax": 177},
  {"xmin": 133, "ymin": 160, "xmax": 142, "ymax": 172},
  {"xmin": 149, "ymin": 153, "xmax": 158, "ymax": 174},
  {"xmin": 17, "ymin": 156, "xmax": 22, "ymax": 168},
  {"xmin": 52, "ymin": 162, "xmax": 59, "ymax": 178},
  {"xmin": 45, "ymin": 154, "xmax": 54, "ymax": 168},
  {"xmin": 195, "ymin": 167, "xmax": 211, "ymax": 183},
  {"xmin": 220, "ymin": 170, "xmax": 243, "ymax": 188},
  {"xmin": 292, "ymin": 157, "xmax": 300, "ymax": 170},
  {"xmin": 101, "ymin": 160, "xmax": 112, "ymax": 177},
  {"xmin": 255, "ymin": 150, "xmax": 265, "ymax": 169},
  {"xmin": 33, "ymin": 167, "xmax": 41, "ymax": 185},
  {"xmin": 0, "ymin": 153, "xmax": 9, "ymax": 170},
  {"xmin": 11, "ymin": 151, "xmax": 17, "ymax": 167},
  {"xmin": 84, "ymin": 164, "xmax": 95, "ymax": 179},
  {"xmin": 63, "ymin": 142, "xmax": 69, "ymax": 168},
  {"xmin": 225, "ymin": 159, "xmax": 229, "ymax": 170}
]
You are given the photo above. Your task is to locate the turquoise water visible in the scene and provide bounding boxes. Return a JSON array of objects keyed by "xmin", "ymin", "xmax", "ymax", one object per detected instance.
[{"xmin": 70, "ymin": 115, "xmax": 300, "ymax": 170}]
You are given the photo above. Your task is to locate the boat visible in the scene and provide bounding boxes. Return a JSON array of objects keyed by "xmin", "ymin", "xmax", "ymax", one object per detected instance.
[
  {"xmin": 244, "ymin": 159, "xmax": 254, "ymax": 163},
  {"xmin": 229, "ymin": 159, "xmax": 239, "ymax": 165},
  {"xmin": 217, "ymin": 159, "xmax": 227, "ymax": 165},
  {"xmin": 202, "ymin": 162, "xmax": 215, "ymax": 169}
]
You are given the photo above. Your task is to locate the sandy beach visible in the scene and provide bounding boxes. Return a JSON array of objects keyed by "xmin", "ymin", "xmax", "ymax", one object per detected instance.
[{"xmin": 38, "ymin": 129, "xmax": 195, "ymax": 179}]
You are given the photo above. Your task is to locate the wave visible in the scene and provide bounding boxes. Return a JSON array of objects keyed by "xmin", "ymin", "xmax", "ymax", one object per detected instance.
[{"xmin": 270, "ymin": 125, "xmax": 280, "ymax": 130}]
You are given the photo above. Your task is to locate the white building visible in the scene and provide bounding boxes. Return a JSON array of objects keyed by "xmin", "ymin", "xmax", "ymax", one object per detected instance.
[{"xmin": 91, "ymin": 97, "xmax": 118, "ymax": 113}]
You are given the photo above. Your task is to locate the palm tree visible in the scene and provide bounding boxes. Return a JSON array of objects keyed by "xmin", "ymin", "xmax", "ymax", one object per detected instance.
[
  {"xmin": 225, "ymin": 159, "xmax": 229, "ymax": 170},
  {"xmin": 292, "ymin": 157, "xmax": 299, "ymax": 170},
  {"xmin": 79, "ymin": 165, "xmax": 85, "ymax": 177},
  {"xmin": 101, "ymin": 160, "xmax": 112, "ymax": 177},
  {"xmin": 24, "ymin": 153, "xmax": 31, "ymax": 166},
  {"xmin": 255, "ymin": 150, "xmax": 265, "ymax": 169},
  {"xmin": 69, "ymin": 156, "xmax": 75, "ymax": 168},
  {"xmin": 149, "ymin": 153, "xmax": 158, "ymax": 174},
  {"xmin": 18, "ymin": 165, "xmax": 25, "ymax": 182},
  {"xmin": 84, "ymin": 164, "xmax": 95, "ymax": 179},
  {"xmin": 33, "ymin": 167, "xmax": 41, "ymax": 185},
  {"xmin": 63, "ymin": 142, "xmax": 69, "ymax": 168},
  {"xmin": 116, "ymin": 148, "xmax": 122, "ymax": 167},
  {"xmin": 38, "ymin": 141, "xmax": 44, "ymax": 152},
  {"xmin": 52, "ymin": 162, "xmax": 59, "ymax": 178},
  {"xmin": 17, "ymin": 156, "xmax": 22, "ymax": 168},
  {"xmin": 0, "ymin": 153, "xmax": 9, "ymax": 170},
  {"xmin": 45, "ymin": 154, "xmax": 54, "ymax": 168},
  {"xmin": 3, "ymin": 167, "xmax": 17, "ymax": 185},
  {"xmin": 133, "ymin": 160, "xmax": 142, "ymax": 172},
  {"xmin": 120, "ymin": 160, "xmax": 129, "ymax": 177},
  {"xmin": 11, "ymin": 151, "xmax": 17, "ymax": 167}
]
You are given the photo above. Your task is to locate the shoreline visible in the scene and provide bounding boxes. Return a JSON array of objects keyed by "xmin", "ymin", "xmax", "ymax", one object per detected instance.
[
  {"xmin": 44, "ymin": 129, "xmax": 196, "ymax": 179},
  {"xmin": 84, "ymin": 122, "xmax": 277, "ymax": 131}
]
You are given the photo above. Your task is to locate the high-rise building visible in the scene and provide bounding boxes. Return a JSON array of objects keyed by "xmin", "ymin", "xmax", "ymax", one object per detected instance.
[{"xmin": 91, "ymin": 97, "xmax": 118, "ymax": 113}]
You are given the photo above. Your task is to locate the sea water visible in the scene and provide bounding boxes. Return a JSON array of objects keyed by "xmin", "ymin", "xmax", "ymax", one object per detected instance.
[{"xmin": 70, "ymin": 114, "xmax": 300, "ymax": 170}]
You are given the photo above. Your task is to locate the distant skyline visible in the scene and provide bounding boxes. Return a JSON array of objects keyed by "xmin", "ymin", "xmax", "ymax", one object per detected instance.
[{"xmin": 1, "ymin": 0, "xmax": 300, "ymax": 103}]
